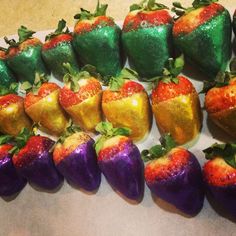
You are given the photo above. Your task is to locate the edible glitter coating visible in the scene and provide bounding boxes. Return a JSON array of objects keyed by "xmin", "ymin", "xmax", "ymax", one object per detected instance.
[
  {"xmin": 203, "ymin": 157, "xmax": 236, "ymax": 187},
  {"xmin": 74, "ymin": 16, "xmax": 115, "ymax": 34},
  {"xmin": 102, "ymin": 80, "xmax": 144, "ymax": 103},
  {"xmin": 13, "ymin": 136, "xmax": 63, "ymax": 190},
  {"xmin": 233, "ymin": 10, "xmax": 236, "ymax": 34},
  {"xmin": 205, "ymin": 78, "xmax": 236, "ymax": 113},
  {"xmin": 0, "ymin": 144, "xmax": 26, "ymax": 196},
  {"xmin": 6, "ymin": 41, "xmax": 48, "ymax": 84},
  {"xmin": 173, "ymin": 3, "xmax": 224, "ymax": 36},
  {"xmin": 123, "ymin": 9, "xmax": 172, "ymax": 32},
  {"xmin": 54, "ymin": 135, "xmax": 101, "ymax": 191},
  {"xmin": 151, "ymin": 76, "xmax": 194, "ymax": 104},
  {"xmin": 145, "ymin": 147, "xmax": 190, "ymax": 183},
  {"xmin": 0, "ymin": 94, "xmax": 32, "ymax": 136},
  {"xmin": 42, "ymin": 34, "xmax": 79, "ymax": 79},
  {"xmin": 174, "ymin": 9, "xmax": 232, "ymax": 78},
  {"xmin": 98, "ymin": 135, "xmax": 144, "ymax": 201},
  {"xmin": 59, "ymin": 78, "xmax": 102, "ymax": 108},
  {"xmin": 0, "ymin": 50, "xmax": 16, "ymax": 87},
  {"xmin": 145, "ymin": 148, "xmax": 204, "ymax": 215},
  {"xmin": 73, "ymin": 25, "xmax": 122, "ymax": 76},
  {"xmin": 122, "ymin": 24, "xmax": 173, "ymax": 78}
]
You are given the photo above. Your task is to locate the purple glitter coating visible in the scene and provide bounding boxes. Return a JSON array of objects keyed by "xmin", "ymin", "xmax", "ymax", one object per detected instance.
[
  {"xmin": 56, "ymin": 139, "xmax": 101, "ymax": 192},
  {"xmin": 98, "ymin": 141, "xmax": 144, "ymax": 201},
  {"xmin": 0, "ymin": 153, "xmax": 26, "ymax": 196},
  {"xmin": 147, "ymin": 154, "xmax": 204, "ymax": 216}
]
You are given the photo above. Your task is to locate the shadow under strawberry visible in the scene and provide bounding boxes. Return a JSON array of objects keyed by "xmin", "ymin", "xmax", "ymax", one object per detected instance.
[
  {"xmin": 53, "ymin": 123, "xmax": 101, "ymax": 192},
  {"xmin": 12, "ymin": 128, "xmax": 63, "ymax": 192},
  {"xmin": 95, "ymin": 122, "xmax": 144, "ymax": 203},
  {"xmin": 142, "ymin": 134, "xmax": 204, "ymax": 216}
]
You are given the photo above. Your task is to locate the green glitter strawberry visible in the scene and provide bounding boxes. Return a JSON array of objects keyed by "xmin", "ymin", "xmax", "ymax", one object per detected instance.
[
  {"xmin": 42, "ymin": 19, "xmax": 79, "ymax": 79},
  {"xmin": 72, "ymin": 1, "xmax": 122, "ymax": 76},
  {"xmin": 172, "ymin": 0, "xmax": 231, "ymax": 79},
  {"xmin": 122, "ymin": 0, "xmax": 173, "ymax": 79},
  {"xmin": 0, "ymin": 47, "xmax": 16, "ymax": 88},
  {"xmin": 233, "ymin": 10, "xmax": 236, "ymax": 35},
  {"xmin": 4, "ymin": 26, "xmax": 48, "ymax": 84}
]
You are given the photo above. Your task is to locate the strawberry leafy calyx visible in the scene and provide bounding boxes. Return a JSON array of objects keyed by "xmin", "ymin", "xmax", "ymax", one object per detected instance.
[
  {"xmin": 20, "ymin": 73, "xmax": 49, "ymax": 95},
  {"xmin": 106, "ymin": 68, "xmax": 140, "ymax": 91},
  {"xmin": 0, "ymin": 135, "xmax": 14, "ymax": 146},
  {"xmin": 94, "ymin": 122, "xmax": 131, "ymax": 154},
  {"xmin": 141, "ymin": 134, "xmax": 176, "ymax": 162},
  {"xmin": 130, "ymin": 0, "xmax": 168, "ymax": 12},
  {"xmin": 45, "ymin": 19, "xmax": 70, "ymax": 41},
  {"xmin": 74, "ymin": 1, "xmax": 108, "ymax": 21},
  {"xmin": 172, "ymin": 0, "xmax": 218, "ymax": 17},
  {"xmin": 63, "ymin": 63, "xmax": 101, "ymax": 92},
  {"xmin": 0, "ymin": 82, "xmax": 19, "ymax": 96},
  {"xmin": 203, "ymin": 143, "xmax": 236, "ymax": 169}
]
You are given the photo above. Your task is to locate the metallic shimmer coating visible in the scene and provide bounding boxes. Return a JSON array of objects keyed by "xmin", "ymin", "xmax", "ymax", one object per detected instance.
[
  {"xmin": 102, "ymin": 92, "xmax": 151, "ymax": 141},
  {"xmin": 152, "ymin": 92, "xmax": 202, "ymax": 145},
  {"xmin": 122, "ymin": 24, "xmax": 173, "ymax": 79},
  {"xmin": 0, "ymin": 98, "xmax": 32, "ymax": 136},
  {"xmin": 42, "ymin": 41, "xmax": 79, "ymax": 79},
  {"xmin": 174, "ymin": 10, "xmax": 231, "ymax": 78},
  {"xmin": 73, "ymin": 25, "xmax": 122, "ymax": 76},
  {"xmin": 233, "ymin": 14, "xmax": 236, "ymax": 35},
  {"xmin": 0, "ymin": 59, "xmax": 16, "ymax": 87},
  {"xmin": 6, "ymin": 45, "xmax": 48, "ymax": 84}
]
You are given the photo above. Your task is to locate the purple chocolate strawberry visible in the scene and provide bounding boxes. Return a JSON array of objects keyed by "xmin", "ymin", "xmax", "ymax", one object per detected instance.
[
  {"xmin": 53, "ymin": 124, "xmax": 101, "ymax": 192},
  {"xmin": 95, "ymin": 122, "xmax": 144, "ymax": 202},
  {"xmin": 0, "ymin": 135, "xmax": 26, "ymax": 197},
  {"xmin": 12, "ymin": 128, "xmax": 63, "ymax": 191},
  {"xmin": 142, "ymin": 134, "xmax": 204, "ymax": 216}
]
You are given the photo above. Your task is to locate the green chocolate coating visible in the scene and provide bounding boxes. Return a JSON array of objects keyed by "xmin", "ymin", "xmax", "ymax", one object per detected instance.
[
  {"xmin": 233, "ymin": 14, "xmax": 236, "ymax": 35},
  {"xmin": 122, "ymin": 24, "xmax": 173, "ymax": 79},
  {"xmin": 73, "ymin": 25, "xmax": 122, "ymax": 76},
  {"xmin": 0, "ymin": 59, "xmax": 16, "ymax": 87},
  {"xmin": 42, "ymin": 41, "xmax": 79, "ymax": 79},
  {"xmin": 6, "ymin": 45, "xmax": 48, "ymax": 84},
  {"xmin": 174, "ymin": 9, "xmax": 232, "ymax": 79}
]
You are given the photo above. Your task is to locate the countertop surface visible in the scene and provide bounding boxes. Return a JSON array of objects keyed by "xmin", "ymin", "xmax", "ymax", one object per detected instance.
[{"xmin": 0, "ymin": 1, "xmax": 236, "ymax": 236}]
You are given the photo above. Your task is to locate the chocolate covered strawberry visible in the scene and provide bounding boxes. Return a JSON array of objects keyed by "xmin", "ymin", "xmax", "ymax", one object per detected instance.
[
  {"xmin": 5, "ymin": 26, "xmax": 48, "ymax": 84},
  {"xmin": 142, "ymin": 134, "xmax": 204, "ymax": 216},
  {"xmin": 102, "ymin": 68, "xmax": 151, "ymax": 141},
  {"xmin": 203, "ymin": 143, "xmax": 236, "ymax": 218},
  {"xmin": 23, "ymin": 75, "xmax": 69, "ymax": 136},
  {"xmin": 0, "ymin": 47, "xmax": 16, "ymax": 87},
  {"xmin": 73, "ymin": 2, "xmax": 122, "ymax": 76},
  {"xmin": 12, "ymin": 128, "xmax": 63, "ymax": 191},
  {"xmin": 53, "ymin": 123, "xmax": 101, "ymax": 191},
  {"xmin": 42, "ymin": 19, "xmax": 79, "ymax": 79},
  {"xmin": 233, "ymin": 10, "xmax": 236, "ymax": 35},
  {"xmin": 204, "ymin": 65, "xmax": 236, "ymax": 138},
  {"xmin": 151, "ymin": 56, "xmax": 202, "ymax": 145},
  {"xmin": 172, "ymin": 0, "xmax": 231, "ymax": 78},
  {"xmin": 95, "ymin": 122, "xmax": 144, "ymax": 201},
  {"xmin": 122, "ymin": 0, "xmax": 173, "ymax": 79},
  {"xmin": 0, "ymin": 135, "xmax": 26, "ymax": 196},
  {"xmin": 59, "ymin": 63, "xmax": 102, "ymax": 132},
  {"xmin": 0, "ymin": 84, "xmax": 32, "ymax": 136}
]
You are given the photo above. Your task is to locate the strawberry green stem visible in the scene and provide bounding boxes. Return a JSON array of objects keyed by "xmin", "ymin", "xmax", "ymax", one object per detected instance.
[{"xmin": 130, "ymin": 0, "xmax": 168, "ymax": 12}]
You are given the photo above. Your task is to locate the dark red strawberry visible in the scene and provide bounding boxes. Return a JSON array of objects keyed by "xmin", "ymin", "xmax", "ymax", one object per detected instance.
[
  {"xmin": 172, "ymin": 0, "xmax": 231, "ymax": 78},
  {"xmin": 59, "ymin": 64, "xmax": 102, "ymax": 132},
  {"xmin": 12, "ymin": 128, "xmax": 63, "ymax": 191},
  {"xmin": 0, "ymin": 135, "xmax": 26, "ymax": 197},
  {"xmin": 151, "ymin": 55, "xmax": 202, "ymax": 144},
  {"xmin": 5, "ymin": 26, "xmax": 48, "ymax": 83},
  {"xmin": 0, "ymin": 83, "xmax": 32, "ymax": 136},
  {"xmin": 23, "ymin": 75, "xmax": 69, "ymax": 135},
  {"xmin": 102, "ymin": 68, "xmax": 151, "ymax": 141},
  {"xmin": 122, "ymin": 0, "xmax": 173, "ymax": 79},
  {"xmin": 42, "ymin": 19, "xmax": 79, "ymax": 79},
  {"xmin": 95, "ymin": 122, "xmax": 144, "ymax": 202},
  {"xmin": 53, "ymin": 123, "xmax": 101, "ymax": 192},
  {"xmin": 142, "ymin": 134, "xmax": 204, "ymax": 216},
  {"xmin": 203, "ymin": 143, "xmax": 236, "ymax": 218}
]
